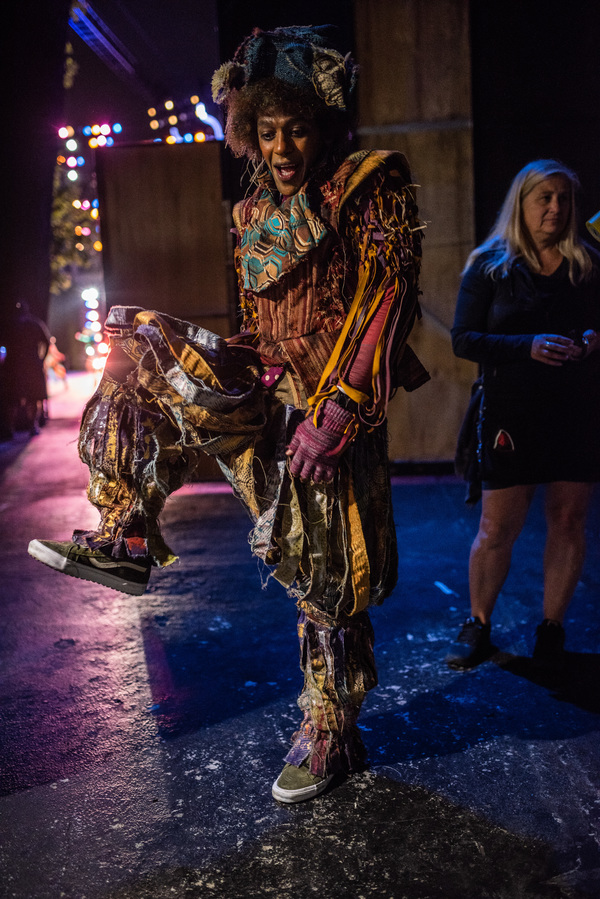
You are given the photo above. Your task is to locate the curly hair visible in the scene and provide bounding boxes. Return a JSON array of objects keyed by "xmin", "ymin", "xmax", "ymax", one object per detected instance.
[
  {"xmin": 223, "ymin": 77, "xmax": 354, "ymax": 163},
  {"xmin": 212, "ymin": 26, "xmax": 358, "ymax": 164}
]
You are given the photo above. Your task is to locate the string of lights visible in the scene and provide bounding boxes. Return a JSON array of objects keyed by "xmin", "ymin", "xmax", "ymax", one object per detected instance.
[
  {"xmin": 54, "ymin": 85, "xmax": 224, "ymax": 372},
  {"xmin": 146, "ymin": 95, "xmax": 223, "ymax": 144}
]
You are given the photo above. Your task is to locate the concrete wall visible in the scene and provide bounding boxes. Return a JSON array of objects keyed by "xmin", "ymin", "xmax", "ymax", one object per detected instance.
[{"xmin": 354, "ymin": 0, "xmax": 477, "ymax": 461}]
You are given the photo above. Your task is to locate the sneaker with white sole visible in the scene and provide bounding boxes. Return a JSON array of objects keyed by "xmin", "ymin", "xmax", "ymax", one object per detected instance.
[
  {"xmin": 28, "ymin": 539, "xmax": 151, "ymax": 596},
  {"xmin": 271, "ymin": 760, "xmax": 334, "ymax": 804}
]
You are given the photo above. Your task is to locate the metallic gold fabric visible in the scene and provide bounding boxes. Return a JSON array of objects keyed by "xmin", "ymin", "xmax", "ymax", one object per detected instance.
[{"xmin": 75, "ymin": 306, "xmax": 397, "ymax": 617}]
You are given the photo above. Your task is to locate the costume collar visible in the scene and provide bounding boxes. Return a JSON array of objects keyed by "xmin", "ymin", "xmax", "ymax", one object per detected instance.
[{"xmin": 238, "ymin": 178, "xmax": 328, "ymax": 294}]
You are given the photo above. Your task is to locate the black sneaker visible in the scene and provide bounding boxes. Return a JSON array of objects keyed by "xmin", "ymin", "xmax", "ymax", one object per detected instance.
[
  {"xmin": 532, "ymin": 619, "xmax": 566, "ymax": 672},
  {"xmin": 446, "ymin": 616, "xmax": 493, "ymax": 670},
  {"xmin": 28, "ymin": 539, "xmax": 151, "ymax": 596}
]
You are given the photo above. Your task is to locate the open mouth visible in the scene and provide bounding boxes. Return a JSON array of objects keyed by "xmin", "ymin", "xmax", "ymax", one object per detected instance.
[{"xmin": 275, "ymin": 163, "xmax": 300, "ymax": 183}]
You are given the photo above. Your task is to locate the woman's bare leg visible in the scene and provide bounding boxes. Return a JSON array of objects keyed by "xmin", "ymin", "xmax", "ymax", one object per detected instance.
[
  {"xmin": 542, "ymin": 481, "xmax": 594, "ymax": 623},
  {"xmin": 468, "ymin": 484, "xmax": 537, "ymax": 623}
]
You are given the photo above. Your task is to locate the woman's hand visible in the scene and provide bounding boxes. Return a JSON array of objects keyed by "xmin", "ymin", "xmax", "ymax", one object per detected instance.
[
  {"xmin": 552, "ymin": 329, "xmax": 599, "ymax": 362},
  {"xmin": 579, "ymin": 329, "xmax": 599, "ymax": 359},
  {"xmin": 530, "ymin": 333, "xmax": 576, "ymax": 366}
]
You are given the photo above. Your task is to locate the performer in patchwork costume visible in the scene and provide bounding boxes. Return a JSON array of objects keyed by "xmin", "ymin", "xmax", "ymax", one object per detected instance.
[{"xmin": 29, "ymin": 25, "xmax": 429, "ymax": 803}]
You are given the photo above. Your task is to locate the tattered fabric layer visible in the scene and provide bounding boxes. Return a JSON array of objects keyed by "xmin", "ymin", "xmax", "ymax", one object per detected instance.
[
  {"xmin": 74, "ymin": 306, "xmax": 397, "ymax": 617},
  {"xmin": 285, "ymin": 607, "xmax": 378, "ymax": 777},
  {"xmin": 75, "ymin": 307, "xmax": 266, "ymax": 565}
]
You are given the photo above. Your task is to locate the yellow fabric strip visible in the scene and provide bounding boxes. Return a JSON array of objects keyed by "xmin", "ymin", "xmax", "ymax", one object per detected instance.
[
  {"xmin": 307, "ymin": 247, "xmax": 378, "ymax": 407},
  {"xmin": 345, "ymin": 475, "xmax": 371, "ymax": 615}
]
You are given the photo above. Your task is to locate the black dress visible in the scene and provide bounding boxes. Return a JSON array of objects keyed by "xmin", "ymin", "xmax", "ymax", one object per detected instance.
[{"xmin": 452, "ymin": 248, "xmax": 600, "ymax": 488}]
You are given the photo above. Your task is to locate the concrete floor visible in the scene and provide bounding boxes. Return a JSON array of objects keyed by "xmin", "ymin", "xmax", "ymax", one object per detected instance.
[{"xmin": 1, "ymin": 373, "xmax": 599, "ymax": 899}]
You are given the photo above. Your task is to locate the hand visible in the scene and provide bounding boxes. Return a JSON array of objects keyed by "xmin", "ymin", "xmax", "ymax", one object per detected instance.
[
  {"xmin": 286, "ymin": 400, "xmax": 357, "ymax": 483},
  {"xmin": 579, "ymin": 329, "xmax": 599, "ymax": 359},
  {"xmin": 530, "ymin": 334, "xmax": 575, "ymax": 366}
]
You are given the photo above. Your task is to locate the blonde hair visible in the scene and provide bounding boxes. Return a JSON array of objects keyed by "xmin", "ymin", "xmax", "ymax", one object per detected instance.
[{"xmin": 465, "ymin": 159, "xmax": 592, "ymax": 284}]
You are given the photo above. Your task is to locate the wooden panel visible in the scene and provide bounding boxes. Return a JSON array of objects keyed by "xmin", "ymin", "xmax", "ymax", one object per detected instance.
[
  {"xmin": 96, "ymin": 140, "xmax": 235, "ymax": 479},
  {"xmin": 96, "ymin": 141, "xmax": 235, "ymax": 337},
  {"xmin": 356, "ymin": 0, "xmax": 472, "ymax": 126},
  {"xmin": 354, "ymin": 0, "xmax": 475, "ymax": 461}
]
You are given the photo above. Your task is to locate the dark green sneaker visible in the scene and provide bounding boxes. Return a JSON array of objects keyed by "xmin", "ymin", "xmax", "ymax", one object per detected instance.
[
  {"xmin": 28, "ymin": 539, "xmax": 151, "ymax": 596},
  {"xmin": 271, "ymin": 760, "xmax": 334, "ymax": 804},
  {"xmin": 446, "ymin": 616, "xmax": 493, "ymax": 670}
]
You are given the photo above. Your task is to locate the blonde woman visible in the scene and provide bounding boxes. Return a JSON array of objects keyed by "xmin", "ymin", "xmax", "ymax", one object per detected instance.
[{"xmin": 448, "ymin": 160, "xmax": 600, "ymax": 673}]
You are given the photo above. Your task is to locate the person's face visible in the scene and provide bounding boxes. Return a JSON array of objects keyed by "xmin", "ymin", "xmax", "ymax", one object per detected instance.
[
  {"xmin": 257, "ymin": 112, "xmax": 323, "ymax": 197},
  {"xmin": 521, "ymin": 175, "xmax": 571, "ymax": 247}
]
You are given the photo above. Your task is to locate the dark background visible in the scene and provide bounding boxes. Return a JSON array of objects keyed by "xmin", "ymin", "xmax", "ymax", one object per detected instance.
[{"xmin": 470, "ymin": 1, "xmax": 600, "ymax": 242}]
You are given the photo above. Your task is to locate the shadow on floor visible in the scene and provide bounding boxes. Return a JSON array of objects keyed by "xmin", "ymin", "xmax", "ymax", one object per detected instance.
[
  {"xmin": 361, "ymin": 652, "xmax": 600, "ymax": 770},
  {"xmin": 496, "ymin": 652, "xmax": 600, "ymax": 714},
  {"xmin": 105, "ymin": 773, "xmax": 586, "ymax": 899}
]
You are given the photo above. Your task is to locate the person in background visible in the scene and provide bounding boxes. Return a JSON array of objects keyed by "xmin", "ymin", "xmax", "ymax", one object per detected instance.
[
  {"xmin": 4, "ymin": 301, "xmax": 50, "ymax": 436},
  {"xmin": 44, "ymin": 336, "xmax": 68, "ymax": 391},
  {"xmin": 29, "ymin": 26, "xmax": 429, "ymax": 802},
  {"xmin": 447, "ymin": 159, "xmax": 600, "ymax": 673}
]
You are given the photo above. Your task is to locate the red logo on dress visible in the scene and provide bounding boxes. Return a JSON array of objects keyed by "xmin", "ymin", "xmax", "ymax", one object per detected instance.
[{"xmin": 493, "ymin": 429, "xmax": 515, "ymax": 452}]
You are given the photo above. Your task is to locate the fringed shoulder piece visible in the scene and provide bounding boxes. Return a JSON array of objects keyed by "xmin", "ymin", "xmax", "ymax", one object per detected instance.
[{"xmin": 308, "ymin": 150, "xmax": 429, "ymax": 426}]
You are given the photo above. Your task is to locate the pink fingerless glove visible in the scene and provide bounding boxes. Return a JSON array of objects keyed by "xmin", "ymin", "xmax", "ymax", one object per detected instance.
[{"xmin": 287, "ymin": 399, "xmax": 357, "ymax": 483}]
